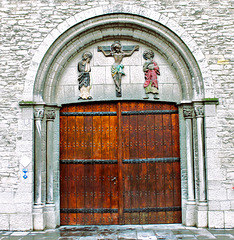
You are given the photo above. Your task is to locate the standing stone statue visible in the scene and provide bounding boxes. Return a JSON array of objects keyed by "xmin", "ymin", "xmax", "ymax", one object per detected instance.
[
  {"xmin": 98, "ymin": 41, "xmax": 139, "ymax": 97},
  {"xmin": 78, "ymin": 51, "xmax": 93, "ymax": 100},
  {"xmin": 143, "ymin": 49, "xmax": 160, "ymax": 99}
]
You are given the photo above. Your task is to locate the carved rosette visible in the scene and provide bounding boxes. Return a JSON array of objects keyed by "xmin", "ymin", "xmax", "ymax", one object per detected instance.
[
  {"xmin": 194, "ymin": 105, "xmax": 204, "ymax": 118},
  {"xmin": 183, "ymin": 106, "xmax": 193, "ymax": 119},
  {"xmin": 34, "ymin": 109, "xmax": 44, "ymax": 121},
  {"xmin": 46, "ymin": 110, "xmax": 56, "ymax": 121}
]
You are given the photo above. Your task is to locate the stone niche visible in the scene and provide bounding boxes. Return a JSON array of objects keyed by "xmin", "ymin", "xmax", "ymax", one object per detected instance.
[{"xmin": 55, "ymin": 40, "xmax": 182, "ymax": 104}]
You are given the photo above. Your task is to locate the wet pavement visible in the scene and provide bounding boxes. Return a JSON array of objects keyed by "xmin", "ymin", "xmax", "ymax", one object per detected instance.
[{"xmin": 0, "ymin": 224, "xmax": 234, "ymax": 240}]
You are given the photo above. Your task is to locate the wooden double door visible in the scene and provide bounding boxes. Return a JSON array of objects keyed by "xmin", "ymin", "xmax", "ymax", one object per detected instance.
[{"xmin": 60, "ymin": 101, "xmax": 181, "ymax": 225}]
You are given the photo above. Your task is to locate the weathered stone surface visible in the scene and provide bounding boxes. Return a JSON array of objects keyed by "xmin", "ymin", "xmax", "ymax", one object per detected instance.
[{"xmin": 0, "ymin": 0, "xmax": 233, "ymax": 230}]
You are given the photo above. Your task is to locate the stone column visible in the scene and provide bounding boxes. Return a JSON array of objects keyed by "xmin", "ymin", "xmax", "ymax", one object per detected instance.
[
  {"xmin": 194, "ymin": 103, "xmax": 208, "ymax": 227},
  {"xmin": 33, "ymin": 105, "xmax": 45, "ymax": 230},
  {"xmin": 183, "ymin": 105, "xmax": 196, "ymax": 226},
  {"xmin": 45, "ymin": 109, "xmax": 57, "ymax": 229}
]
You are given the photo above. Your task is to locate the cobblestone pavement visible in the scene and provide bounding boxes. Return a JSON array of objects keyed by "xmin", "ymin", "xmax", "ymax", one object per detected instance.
[{"xmin": 0, "ymin": 224, "xmax": 234, "ymax": 240}]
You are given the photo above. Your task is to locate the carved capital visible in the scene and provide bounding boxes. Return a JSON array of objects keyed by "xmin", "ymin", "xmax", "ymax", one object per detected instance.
[
  {"xmin": 194, "ymin": 105, "xmax": 204, "ymax": 118},
  {"xmin": 34, "ymin": 109, "xmax": 44, "ymax": 120},
  {"xmin": 46, "ymin": 110, "xmax": 56, "ymax": 121},
  {"xmin": 183, "ymin": 106, "xmax": 193, "ymax": 119}
]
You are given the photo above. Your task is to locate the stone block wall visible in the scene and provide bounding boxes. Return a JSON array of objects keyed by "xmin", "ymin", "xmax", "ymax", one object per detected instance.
[{"xmin": 0, "ymin": 0, "xmax": 233, "ymax": 230}]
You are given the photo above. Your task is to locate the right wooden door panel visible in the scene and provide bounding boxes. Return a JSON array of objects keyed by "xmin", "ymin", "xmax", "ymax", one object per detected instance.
[{"xmin": 120, "ymin": 102, "xmax": 181, "ymax": 224}]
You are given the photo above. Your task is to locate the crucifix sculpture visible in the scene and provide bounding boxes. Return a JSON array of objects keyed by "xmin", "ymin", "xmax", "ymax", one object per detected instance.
[{"xmin": 98, "ymin": 41, "xmax": 139, "ymax": 97}]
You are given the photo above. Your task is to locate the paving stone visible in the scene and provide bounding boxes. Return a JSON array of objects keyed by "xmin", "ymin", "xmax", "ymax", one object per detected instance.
[
  {"xmin": 214, "ymin": 236, "xmax": 234, "ymax": 240},
  {"xmin": 137, "ymin": 230, "xmax": 157, "ymax": 240},
  {"xmin": 117, "ymin": 230, "xmax": 137, "ymax": 239},
  {"xmin": 196, "ymin": 237, "xmax": 216, "ymax": 240},
  {"xmin": 2, "ymin": 225, "xmax": 234, "ymax": 240},
  {"xmin": 172, "ymin": 229, "xmax": 195, "ymax": 235}
]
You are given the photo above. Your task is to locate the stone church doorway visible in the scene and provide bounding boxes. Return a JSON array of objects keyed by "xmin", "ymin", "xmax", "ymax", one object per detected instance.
[{"xmin": 59, "ymin": 101, "xmax": 181, "ymax": 225}]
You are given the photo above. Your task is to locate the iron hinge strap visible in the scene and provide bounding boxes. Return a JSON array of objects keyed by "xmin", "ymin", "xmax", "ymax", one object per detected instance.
[
  {"xmin": 121, "ymin": 110, "xmax": 178, "ymax": 115},
  {"xmin": 60, "ymin": 208, "xmax": 118, "ymax": 213},
  {"xmin": 124, "ymin": 206, "xmax": 181, "ymax": 213},
  {"xmin": 60, "ymin": 111, "xmax": 117, "ymax": 116},
  {"xmin": 122, "ymin": 157, "xmax": 180, "ymax": 164},
  {"xmin": 60, "ymin": 159, "xmax": 118, "ymax": 164}
]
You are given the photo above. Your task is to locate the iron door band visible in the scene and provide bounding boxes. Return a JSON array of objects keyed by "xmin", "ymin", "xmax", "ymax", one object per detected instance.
[
  {"xmin": 60, "ymin": 158, "xmax": 180, "ymax": 164},
  {"xmin": 60, "ymin": 112, "xmax": 117, "ymax": 116},
  {"xmin": 60, "ymin": 206, "xmax": 181, "ymax": 214},
  {"xmin": 121, "ymin": 110, "xmax": 178, "ymax": 115},
  {"xmin": 60, "ymin": 160, "xmax": 118, "ymax": 164},
  {"xmin": 60, "ymin": 109, "xmax": 178, "ymax": 117}
]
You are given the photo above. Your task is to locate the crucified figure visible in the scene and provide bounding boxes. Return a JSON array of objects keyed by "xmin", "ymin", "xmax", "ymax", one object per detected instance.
[{"xmin": 98, "ymin": 41, "xmax": 139, "ymax": 97}]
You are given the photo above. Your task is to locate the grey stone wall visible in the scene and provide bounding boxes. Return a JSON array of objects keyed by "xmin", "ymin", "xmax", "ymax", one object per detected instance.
[{"xmin": 0, "ymin": 0, "xmax": 233, "ymax": 230}]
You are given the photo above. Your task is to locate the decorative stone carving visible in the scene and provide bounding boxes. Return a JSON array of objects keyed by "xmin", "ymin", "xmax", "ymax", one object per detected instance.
[
  {"xmin": 78, "ymin": 51, "xmax": 93, "ymax": 100},
  {"xmin": 46, "ymin": 110, "xmax": 56, "ymax": 121},
  {"xmin": 34, "ymin": 109, "xmax": 44, "ymax": 120},
  {"xmin": 143, "ymin": 49, "xmax": 160, "ymax": 99},
  {"xmin": 183, "ymin": 106, "xmax": 193, "ymax": 118},
  {"xmin": 98, "ymin": 41, "xmax": 139, "ymax": 97},
  {"xmin": 194, "ymin": 105, "xmax": 204, "ymax": 118}
]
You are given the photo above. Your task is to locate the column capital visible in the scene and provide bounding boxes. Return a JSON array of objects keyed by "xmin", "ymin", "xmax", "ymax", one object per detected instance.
[
  {"xmin": 183, "ymin": 105, "xmax": 193, "ymax": 119},
  {"xmin": 194, "ymin": 105, "xmax": 204, "ymax": 118},
  {"xmin": 34, "ymin": 108, "xmax": 44, "ymax": 120},
  {"xmin": 46, "ymin": 110, "xmax": 56, "ymax": 121}
]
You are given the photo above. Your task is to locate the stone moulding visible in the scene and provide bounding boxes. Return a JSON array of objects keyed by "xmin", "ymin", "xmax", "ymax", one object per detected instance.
[
  {"xmin": 22, "ymin": 4, "xmax": 214, "ymax": 104},
  {"xmin": 19, "ymin": 3, "xmax": 217, "ymax": 230}
]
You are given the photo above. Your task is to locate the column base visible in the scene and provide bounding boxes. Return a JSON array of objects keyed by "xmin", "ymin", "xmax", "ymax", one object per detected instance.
[
  {"xmin": 45, "ymin": 204, "xmax": 56, "ymax": 229},
  {"xmin": 185, "ymin": 200, "xmax": 196, "ymax": 226},
  {"xmin": 33, "ymin": 204, "xmax": 45, "ymax": 230},
  {"xmin": 196, "ymin": 201, "xmax": 208, "ymax": 228}
]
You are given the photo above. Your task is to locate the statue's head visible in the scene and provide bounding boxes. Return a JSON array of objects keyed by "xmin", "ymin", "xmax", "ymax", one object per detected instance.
[
  {"xmin": 111, "ymin": 41, "xmax": 122, "ymax": 53},
  {"xmin": 143, "ymin": 50, "xmax": 154, "ymax": 60},
  {"xmin": 82, "ymin": 51, "xmax": 93, "ymax": 61}
]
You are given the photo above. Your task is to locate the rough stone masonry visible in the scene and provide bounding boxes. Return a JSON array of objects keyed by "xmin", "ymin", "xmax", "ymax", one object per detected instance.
[{"xmin": 0, "ymin": 0, "xmax": 233, "ymax": 230}]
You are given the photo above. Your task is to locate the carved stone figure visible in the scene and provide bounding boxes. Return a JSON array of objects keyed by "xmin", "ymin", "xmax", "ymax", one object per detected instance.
[
  {"xmin": 78, "ymin": 51, "xmax": 93, "ymax": 100},
  {"xmin": 98, "ymin": 41, "xmax": 139, "ymax": 97},
  {"xmin": 143, "ymin": 50, "xmax": 160, "ymax": 99}
]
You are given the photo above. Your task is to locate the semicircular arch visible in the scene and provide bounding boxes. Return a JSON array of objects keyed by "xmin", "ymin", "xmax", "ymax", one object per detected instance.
[{"xmin": 23, "ymin": 4, "xmax": 214, "ymax": 103}]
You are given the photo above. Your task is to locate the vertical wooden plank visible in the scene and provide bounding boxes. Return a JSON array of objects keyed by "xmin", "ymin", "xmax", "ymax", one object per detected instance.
[
  {"xmin": 60, "ymin": 106, "xmax": 68, "ymax": 160},
  {"xmin": 171, "ymin": 105, "xmax": 182, "ymax": 223},
  {"xmin": 84, "ymin": 104, "xmax": 94, "ymax": 225},
  {"xmin": 129, "ymin": 101, "xmax": 139, "ymax": 224},
  {"xmin": 121, "ymin": 102, "xmax": 131, "ymax": 224},
  {"xmin": 155, "ymin": 103, "xmax": 166, "ymax": 223},
  {"xmin": 60, "ymin": 106, "xmax": 68, "ymax": 225},
  {"xmin": 163, "ymin": 104, "xmax": 174, "ymax": 223},
  {"xmin": 137, "ymin": 102, "xmax": 148, "ymax": 224},
  {"xmin": 60, "ymin": 164, "xmax": 68, "ymax": 225},
  {"xmin": 173, "ymin": 161, "xmax": 182, "ymax": 223},
  {"xmin": 146, "ymin": 103, "xmax": 157, "ymax": 224},
  {"xmin": 76, "ymin": 104, "xmax": 85, "ymax": 225},
  {"xmin": 92, "ymin": 103, "xmax": 103, "ymax": 225},
  {"xmin": 101, "ymin": 103, "xmax": 112, "ymax": 224},
  {"xmin": 67, "ymin": 106, "xmax": 77, "ymax": 225},
  {"xmin": 110, "ymin": 103, "xmax": 118, "ymax": 224}
]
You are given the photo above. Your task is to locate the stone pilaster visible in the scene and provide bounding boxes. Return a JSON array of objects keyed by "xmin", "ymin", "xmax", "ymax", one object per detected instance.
[
  {"xmin": 45, "ymin": 109, "xmax": 56, "ymax": 229},
  {"xmin": 33, "ymin": 105, "xmax": 45, "ymax": 230},
  {"xmin": 194, "ymin": 103, "xmax": 208, "ymax": 228},
  {"xmin": 183, "ymin": 104, "xmax": 196, "ymax": 226}
]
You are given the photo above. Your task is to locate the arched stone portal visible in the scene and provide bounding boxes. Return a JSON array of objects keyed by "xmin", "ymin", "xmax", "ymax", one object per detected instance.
[{"xmin": 19, "ymin": 4, "xmax": 217, "ymax": 230}]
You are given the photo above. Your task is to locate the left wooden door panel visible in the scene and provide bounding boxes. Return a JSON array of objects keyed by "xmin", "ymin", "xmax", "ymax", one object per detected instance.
[{"xmin": 60, "ymin": 103, "xmax": 119, "ymax": 225}]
